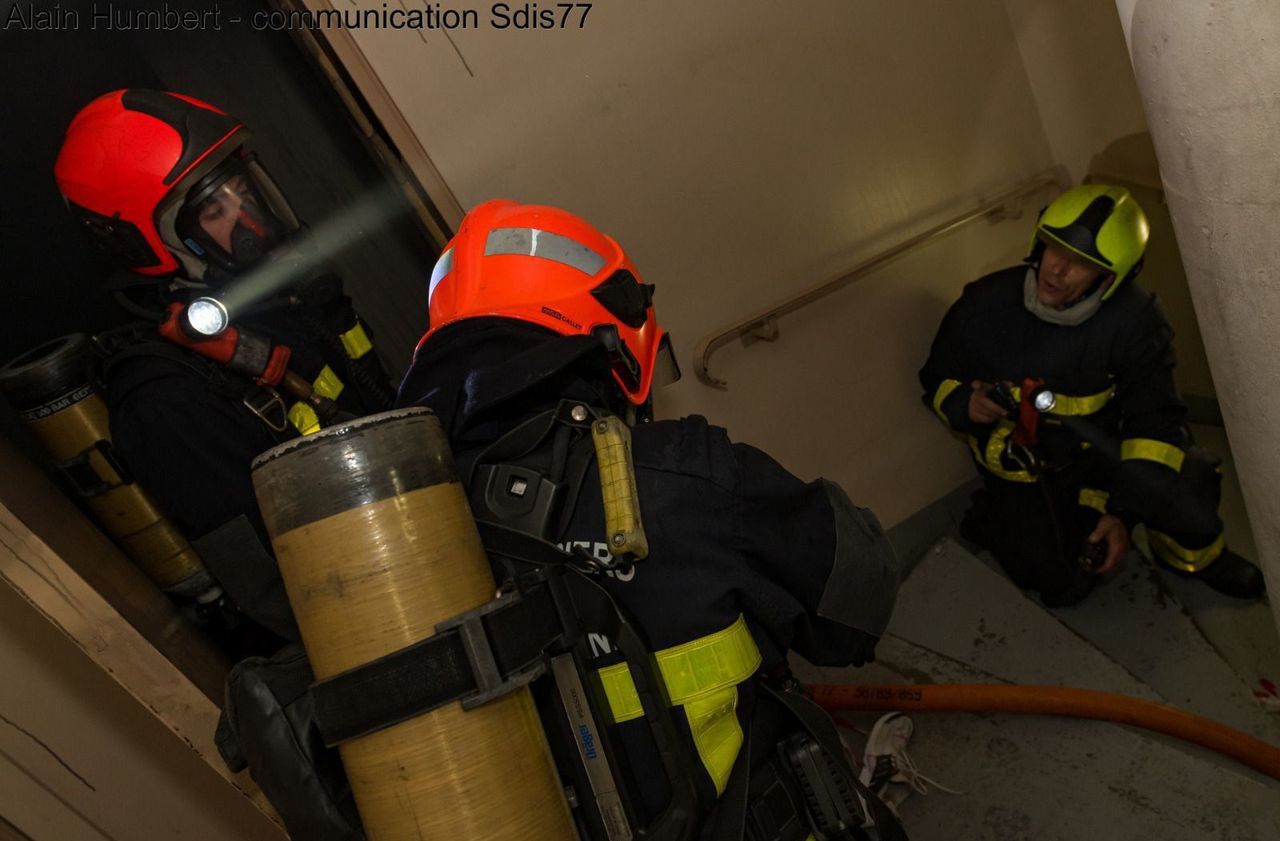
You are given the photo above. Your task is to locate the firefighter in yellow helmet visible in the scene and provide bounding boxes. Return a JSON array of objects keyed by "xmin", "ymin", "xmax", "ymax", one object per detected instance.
[{"xmin": 920, "ymin": 184, "xmax": 1264, "ymax": 605}]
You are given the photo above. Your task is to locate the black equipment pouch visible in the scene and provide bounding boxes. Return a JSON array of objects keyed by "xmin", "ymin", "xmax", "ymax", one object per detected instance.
[
  {"xmin": 464, "ymin": 400, "xmax": 600, "ymax": 545},
  {"xmin": 215, "ymin": 644, "xmax": 365, "ymax": 841},
  {"xmin": 741, "ymin": 748, "xmax": 810, "ymax": 841},
  {"xmin": 760, "ymin": 684, "xmax": 908, "ymax": 841},
  {"xmin": 776, "ymin": 732, "xmax": 866, "ymax": 840}
]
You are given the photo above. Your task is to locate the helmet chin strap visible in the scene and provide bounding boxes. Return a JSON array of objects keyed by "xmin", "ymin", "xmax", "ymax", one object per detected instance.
[{"xmin": 1023, "ymin": 267, "xmax": 1107, "ymax": 326}]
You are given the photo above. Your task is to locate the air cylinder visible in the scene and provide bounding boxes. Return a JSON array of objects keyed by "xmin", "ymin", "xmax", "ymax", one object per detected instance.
[
  {"xmin": 251, "ymin": 407, "xmax": 576, "ymax": 841},
  {"xmin": 0, "ymin": 334, "xmax": 215, "ymax": 598}
]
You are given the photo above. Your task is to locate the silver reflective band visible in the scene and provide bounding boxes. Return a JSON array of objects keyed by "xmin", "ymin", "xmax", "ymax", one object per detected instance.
[
  {"xmin": 485, "ymin": 228, "xmax": 606, "ymax": 276},
  {"xmin": 1034, "ymin": 390, "xmax": 1057, "ymax": 413},
  {"xmin": 427, "ymin": 247, "xmax": 454, "ymax": 305},
  {"xmin": 187, "ymin": 297, "xmax": 230, "ymax": 336}
]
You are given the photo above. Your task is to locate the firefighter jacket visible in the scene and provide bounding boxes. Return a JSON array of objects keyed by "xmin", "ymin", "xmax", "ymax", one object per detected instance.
[
  {"xmin": 919, "ymin": 264, "xmax": 1191, "ymax": 528},
  {"xmin": 104, "ymin": 282, "xmax": 390, "ymax": 641},
  {"xmin": 400, "ymin": 318, "xmax": 902, "ymax": 819}
]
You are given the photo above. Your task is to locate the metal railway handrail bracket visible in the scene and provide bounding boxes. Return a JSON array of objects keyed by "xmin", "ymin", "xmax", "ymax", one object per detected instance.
[{"xmin": 692, "ymin": 167, "xmax": 1070, "ymax": 390}]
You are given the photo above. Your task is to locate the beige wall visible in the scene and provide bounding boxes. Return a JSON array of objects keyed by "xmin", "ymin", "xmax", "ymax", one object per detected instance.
[
  {"xmin": 0, "ymin": 491, "xmax": 281, "ymax": 840},
  {"xmin": 0, "ymin": 578, "xmax": 283, "ymax": 841},
  {"xmin": 313, "ymin": 0, "xmax": 1218, "ymax": 524},
  {"xmin": 1001, "ymin": 0, "xmax": 1150, "ymax": 183},
  {"xmin": 319, "ymin": 0, "xmax": 1059, "ymax": 525}
]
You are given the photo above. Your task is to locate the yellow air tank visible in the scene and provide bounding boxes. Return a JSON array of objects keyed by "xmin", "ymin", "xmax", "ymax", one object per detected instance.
[
  {"xmin": 0, "ymin": 334, "xmax": 215, "ymax": 598},
  {"xmin": 251, "ymin": 407, "xmax": 577, "ymax": 841}
]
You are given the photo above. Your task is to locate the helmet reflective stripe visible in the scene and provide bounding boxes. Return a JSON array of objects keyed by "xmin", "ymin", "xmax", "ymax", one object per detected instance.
[
  {"xmin": 417, "ymin": 199, "xmax": 674, "ymax": 406},
  {"xmin": 484, "ymin": 227, "xmax": 607, "ymax": 276},
  {"xmin": 427, "ymin": 247, "xmax": 454, "ymax": 305}
]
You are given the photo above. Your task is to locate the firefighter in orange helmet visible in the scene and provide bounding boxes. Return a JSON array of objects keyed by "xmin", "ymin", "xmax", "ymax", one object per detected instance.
[{"xmin": 396, "ymin": 199, "xmax": 908, "ymax": 838}]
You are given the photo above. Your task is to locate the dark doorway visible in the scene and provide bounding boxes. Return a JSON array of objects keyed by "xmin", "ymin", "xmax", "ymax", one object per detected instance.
[{"xmin": 0, "ymin": 0, "xmax": 438, "ymax": 378}]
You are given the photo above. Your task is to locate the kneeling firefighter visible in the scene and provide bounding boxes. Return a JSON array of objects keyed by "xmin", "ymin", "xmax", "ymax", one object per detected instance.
[
  {"xmin": 223, "ymin": 200, "xmax": 908, "ymax": 841},
  {"xmin": 51, "ymin": 89, "xmax": 396, "ymax": 646},
  {"xmin": 919, "ymin": 184, "xmax": 1264, "ymax": 604}
]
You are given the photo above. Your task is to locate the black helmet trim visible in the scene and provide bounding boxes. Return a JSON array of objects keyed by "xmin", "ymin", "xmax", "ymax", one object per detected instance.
[
  {"xmin": 1039, "ymin": 195, "xmax": 1117, "ymax": 270},
  {"xmin": 66, "ymin": 200, "xmax": 162, "ymax": 269},
  {"xmin": 590, "ymin": 269, "xmax": 654, "ymax": 329},
  {"xmin": 590, "ymin": 324, "xmax": 642, "ymax": 392},
  {"xmin": 120, "ymin": 89, "xmax": 240, "ymax": 186}
]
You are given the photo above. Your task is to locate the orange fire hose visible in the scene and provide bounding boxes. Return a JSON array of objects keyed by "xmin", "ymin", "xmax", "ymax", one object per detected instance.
[{"xmin": 808, "ymin": 683, "xmax": 1280, "ymax": 782}]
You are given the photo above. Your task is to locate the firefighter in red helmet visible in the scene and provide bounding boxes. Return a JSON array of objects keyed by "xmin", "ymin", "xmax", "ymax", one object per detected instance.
[
  {"xmin": 56, "ymin": 89, "xmax": 291, "ymax": 280},
  {"xmin": 52, "ymin": 89, "xmax": 395, "ymax": 647}
]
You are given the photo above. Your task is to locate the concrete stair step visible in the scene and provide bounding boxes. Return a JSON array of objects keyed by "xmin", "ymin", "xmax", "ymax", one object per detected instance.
[
  {"xmin": 792, "ymin": 636, "xmax": 1280, "ymax": 840},
  {"xmin": 880, "ymin": 538, "xmax": 1158, "ymax": 697},
  {"xmin": 1152, "ymin": 561, "xmax": 1280, "ymax": 713},
  {"xmin": 788, "ymin": 536, "xmax": 1280, "ymax": 838},
  {"xmin": 1033, "ymin": 551, "xmax": 1280, "ymax": 742}
]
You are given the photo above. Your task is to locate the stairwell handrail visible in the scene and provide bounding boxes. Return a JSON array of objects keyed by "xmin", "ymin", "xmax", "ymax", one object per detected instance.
[{"xmin": 693, "ymin": 169, "xmax": 1068, "ymax": 389}]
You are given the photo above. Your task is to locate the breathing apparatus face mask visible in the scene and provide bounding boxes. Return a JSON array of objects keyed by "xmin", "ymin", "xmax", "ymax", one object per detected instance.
[{"xmin": 175, "ymin": 156, "xmax": 293, "ymax": 277}]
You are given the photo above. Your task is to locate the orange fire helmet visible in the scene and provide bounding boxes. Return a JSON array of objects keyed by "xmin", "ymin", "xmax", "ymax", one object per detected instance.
[{"xmin": 417, "ymin": 200, "xmax": 679, "ymax": 405}]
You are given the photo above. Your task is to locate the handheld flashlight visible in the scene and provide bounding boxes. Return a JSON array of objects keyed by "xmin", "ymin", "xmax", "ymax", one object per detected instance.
[
  {"xmin": 1033, "ymin": 389, "xmax": 1057, "ymax": 413},
  {"xmin": 184, "ymin": 297, "xmax": 230, "ymax": 337}
]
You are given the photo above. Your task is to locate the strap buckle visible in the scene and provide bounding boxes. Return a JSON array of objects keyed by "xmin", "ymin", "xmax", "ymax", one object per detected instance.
[
  {"xmin": 309, "ymin": 579, "xmax": 563, "ymax": 747},
  {"xmin": 242, "ymin": 387, "xmax": 289, "ymax": 433},
  {"xmin": 435, "ymin": 586, "xmax": 550, "ymax": 710}
]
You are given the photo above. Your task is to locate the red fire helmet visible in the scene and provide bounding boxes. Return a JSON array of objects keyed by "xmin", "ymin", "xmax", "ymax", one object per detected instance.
[
  {"xmin": 53, "ymin": 89, "xmax": 277, "ymax": 277},
  {"xmin": 418, "ymin": 200, "xmax": 679, "ymax": 405}
]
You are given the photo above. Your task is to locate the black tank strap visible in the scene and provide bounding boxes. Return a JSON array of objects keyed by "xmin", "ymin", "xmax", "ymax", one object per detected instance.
[{"xmin": 310, "ymin": 579, "xmax": 566, "ymax": 747}]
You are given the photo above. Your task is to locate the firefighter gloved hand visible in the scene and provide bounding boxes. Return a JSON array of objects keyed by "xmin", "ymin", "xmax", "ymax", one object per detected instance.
[
  {"xmin": 1087, "ymin": 514, "xmax": 1130, "ymax": 574},
  {"xmin": 968, "ymin": 380, "xmax": 1010, "ymax": 425}
]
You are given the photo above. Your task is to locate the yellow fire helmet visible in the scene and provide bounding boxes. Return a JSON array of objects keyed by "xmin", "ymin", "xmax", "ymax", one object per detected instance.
[{"xmin": 1028, "ymin": 184, "xmax": 1149, "ymax": 300}]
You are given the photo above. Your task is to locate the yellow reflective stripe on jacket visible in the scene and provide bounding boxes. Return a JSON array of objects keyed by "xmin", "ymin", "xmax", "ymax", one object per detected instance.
[
  {"xmin": 288, "ymin": 402, "xmax": 322, "ymax": 436},
  {"xmin": 598, "ymin": 615, "xmax": 760, "ymax": 720},
  {"xmin": 312, "ymin": 365, "xmax": 345, "ymax": 400},
  {"xmin": 1078, "ymin": 488, "xmax": 1109, "ymax": 514},
  {"xmin": 1148, "ymin": 529, "xmax": 1226, "ymax": 572},
  {"xmin": 597, "ymin": 614, "xmax": 761, "ymax": 794},
  {"xmin": 967, "ymin": 421, "xmax": 1034, "ymax": 483},
  {"xmin": 931, "ymin": 379, "xmax": 963, "ymax": 425},
  {"xmin": 1121, "ymin": 438, "xmax": 1185, "ymax": 472},
  {"xmin": 340, "ymin": 322, "xmax": 373, "ymax": 359},
  {"xmin": 1008, "ymin": 384, "xmax": 1114, "ymax": 416}
]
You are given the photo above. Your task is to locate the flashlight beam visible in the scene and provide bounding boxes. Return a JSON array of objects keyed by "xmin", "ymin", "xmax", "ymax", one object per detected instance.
[{"xmin": 213, "ymin": 184, "xmax": 408, "ymax": 319}]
